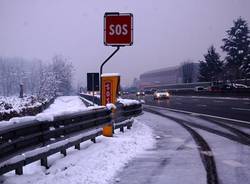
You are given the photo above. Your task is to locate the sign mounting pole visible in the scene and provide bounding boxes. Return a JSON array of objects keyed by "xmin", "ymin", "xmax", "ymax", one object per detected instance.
[
  {"xmin": 92, "ymin": 73, "xmax": 95, "ymax": 106},
  {"xmin": 100, "ymin": 12, "xmax": 133, "ymax": 105},
  {"xmin": 100, "ymin": 46, "xmax": 120, "ymax": 104}
]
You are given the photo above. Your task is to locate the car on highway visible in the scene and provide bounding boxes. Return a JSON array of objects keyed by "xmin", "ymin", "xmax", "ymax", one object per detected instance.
[
  {"xmin": 136, "ymin": 91, "xmax": 145, "ymax": 96},
  {"xmin": 209, "ymin": 81, "xmax": 249, "ymax": 92},
  {"xmin": 153, "ymin": 90, "xmax": 170, "ymax": 100},
  {"xmin": 194, "ymin": 86, "xmax": 205, "ymax": 92},
  {"xmin": 231, "ymin": 83, "xmax": 248, "ymax": 88}
]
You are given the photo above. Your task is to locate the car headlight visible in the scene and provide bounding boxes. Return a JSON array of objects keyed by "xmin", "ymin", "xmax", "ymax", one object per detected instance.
[
  {"xmin": 166, "ymin": 92, "xmax": 169, "ymax": 96},
  {"xmin": 156, "ymin": 94, "xmax": 160, "ymax": 97}
]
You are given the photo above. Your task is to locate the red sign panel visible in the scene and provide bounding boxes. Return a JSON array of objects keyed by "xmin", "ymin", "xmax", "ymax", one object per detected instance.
[
  {"xmin": 104, "ymin": 13, "xmax": 133, "ymax": 46},
  {"xmin": 104, "ymin": 81, "xmax": 112, "ymax": 104}
]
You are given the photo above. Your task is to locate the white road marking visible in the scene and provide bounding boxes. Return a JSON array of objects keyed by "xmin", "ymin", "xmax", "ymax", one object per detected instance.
[
  {"xmin": 222, "ymin": 160, "xmax": 245, "ymax": 167},
  {"xmin": 200, "ymin": 151, "xmax": 213, "ymax": 157},
  {"xmin": 232, "ymin": 107, "xmax": 250, "ymax": 112},
  {"xmin": 173, "ymin": 95, "xmax": 250, "ymax": 101},
  {"xmin": 155, "ymin": 136, "xmax": 161, "ymax": 140},
  {"xmin": 190, "ymin": 113, "xmax": 200, "ymax": 116},
  {"xmin": 144, "ymin": 104, "xmax": 250, "ymax": 125},
  {"xmin": 192, "ymin": 99, "xmax": 199, "ymax": 101},
  {"xmin": 169, "ymin": 137, "xmax": 184, "ymax": 143},
  {"xmin": 213, "ymin": 100, "xmax": 223, "ymax": 103},
  {"xmin": 185, "ymin": 143, "xmax": 200, "ymax": 149},
  {"xmin": 175, "ymin": 102, "xmax": 182, "ymax": 105},
  {"xmin": 197, "ymin": 104, "xmax": 207, "ymax": 107}
]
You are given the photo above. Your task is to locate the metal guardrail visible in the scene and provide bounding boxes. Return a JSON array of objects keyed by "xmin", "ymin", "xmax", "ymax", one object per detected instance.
[
  {"xmin": 0, "ymin": 99, "xmax": 142, "ymax": 175},
  {"xmin": 79, "ymin": 93, "xmax": 143, "ymax": 127}
]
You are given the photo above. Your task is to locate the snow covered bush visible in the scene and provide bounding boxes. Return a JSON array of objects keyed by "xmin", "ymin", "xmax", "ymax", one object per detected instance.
[{"xmin": 0, "ymin": 96, "xmax": 54, "ymax": 121}]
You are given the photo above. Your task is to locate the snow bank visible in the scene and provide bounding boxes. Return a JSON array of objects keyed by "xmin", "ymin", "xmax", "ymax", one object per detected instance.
[
  {"xmin": 0, "ymin": 96, "xmax": 42, "ymax": 113},
  {"xmin": 0, "ymin": 96, "xmax": 102, "ymax": 128},
  {"xmin": 2, "ymin": 120, "xmax": 155, "ymax": 184},
  {"xmin": 39, "ymin": 96, "xmax": 89, "ymax": 117}
]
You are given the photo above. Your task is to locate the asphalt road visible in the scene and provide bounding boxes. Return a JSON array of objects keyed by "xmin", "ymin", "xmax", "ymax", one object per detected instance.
[
  {"xmin": 114, "ymin": 97, "xmax": 250, "ymax": 184},
  {"xmin": 127, "ymin": 95, "xmax": 250, "ymax": 122},
  {"xmin": 112, "ymin": 112, "xmax": 206, "ymax": 184}
]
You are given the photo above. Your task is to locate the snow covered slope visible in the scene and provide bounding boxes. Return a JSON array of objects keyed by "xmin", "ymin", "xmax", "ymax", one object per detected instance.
[{"xmin": 0, "ymin": 96, "xmax": 100, "ymax": 128}]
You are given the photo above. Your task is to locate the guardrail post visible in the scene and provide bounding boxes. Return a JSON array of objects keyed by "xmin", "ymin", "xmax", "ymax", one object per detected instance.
[
  {"xmin": 75, "ymin": 143, "xmax": 80, "ymax": 150},
  {"xmin": 41, "ymin": 157, "xmax": 49, "ymax": 169},
  {"xmin": 120, "ymin": 127, "xmax": 124, "ymax": 132},
  {"xmin": 61, "ymin": 149, "xmax": 67, "ymax": 156},
  {"xmin": 91, "ymin": 138, "xmax": 96, "ymax": 143},
  {"xmin": 15, "ymin": 166, "xmax": 23, "ymax": 175},
  {"xmin": 127, "ymin": 125, "xmax": 132, "ymax": 129},
  {"xmin": 127, "ymin": 120, "xmax": 133, "ymax": 129}
]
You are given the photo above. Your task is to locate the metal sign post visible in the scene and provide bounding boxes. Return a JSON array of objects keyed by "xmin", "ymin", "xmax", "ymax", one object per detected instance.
[
  {"xmin": 100, "ymin": 46, "xmax": 120, "ymax": 104},
  {"xmin": 100, "ymin": 12, "xmax": 133, "ymax": 104},
  {"xmin": 87, "ymin": 73, "xmax": 99, "ymax": 105},
  {"xmin": 91, "ymin": 74, "xmax": 94, "ymax": 106}
]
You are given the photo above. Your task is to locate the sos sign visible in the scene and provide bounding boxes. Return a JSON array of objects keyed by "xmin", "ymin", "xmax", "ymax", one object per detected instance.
[{"xmin": 104, "ymin": 13, "xmax": 133, "ymax": 46}]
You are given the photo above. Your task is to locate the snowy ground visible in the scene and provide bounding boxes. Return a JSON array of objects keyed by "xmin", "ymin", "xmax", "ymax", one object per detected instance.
[
  {"xmin": 0, "ymin": 96, "xmax": 100, "ymax": 128},
  {"xmin": 0, "ymin": 119, "xmax": 154, "ymax": 184}
]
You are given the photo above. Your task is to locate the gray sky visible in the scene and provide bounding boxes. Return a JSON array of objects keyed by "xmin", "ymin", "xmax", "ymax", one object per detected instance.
[{"xmin": 0, "ymin": 0, "xmax": 250, "ymax": 86}]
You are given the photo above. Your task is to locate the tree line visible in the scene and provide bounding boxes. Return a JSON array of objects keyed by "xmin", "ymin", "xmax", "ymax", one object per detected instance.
[
  {"xmin": 199, "ymin": 17, "xmax": 250, "ymax": 82},
  {"xmin": 0, "ymin": 55, "xmax": 73, "ymax": 99}
]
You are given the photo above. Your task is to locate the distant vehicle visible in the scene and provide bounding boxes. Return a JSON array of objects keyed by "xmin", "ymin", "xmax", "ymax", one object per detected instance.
[
  {"xmin": 144, "ymin": 90, "xmax": 153, "ymax": 95},
  {"xmin": 119, "ymin": 91, "xmax": 129, "ymax": 95},
  {"xmin": 153, "ymin": 90, "xmax": 170, "ymax": 100},
  {"xmin": 194, "ymin": 86, "xmax": 205, "ymax": 92},
  {"xmin": 209, "ymin": 81, "xmax": 249, "ymax": 92},
  {"xmin": 136, "ymin": 91, "xmax": 145, "ymax": 96},
  {"xmin": 232, "ymin": 83, "xmax": 248, "ymax": 88}
]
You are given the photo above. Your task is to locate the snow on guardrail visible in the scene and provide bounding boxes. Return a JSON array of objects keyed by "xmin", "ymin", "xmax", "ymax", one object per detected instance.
[{"xmin": 117, "ymin": 98, "xmax": 140, "ymax": 106}]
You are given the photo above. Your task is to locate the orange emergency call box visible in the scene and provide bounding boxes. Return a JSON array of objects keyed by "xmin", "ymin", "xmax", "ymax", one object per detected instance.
[
  {"xmin": 101, "ymin": 73, "xmax": 120, "ymax": 137},
  {"xmin": 101, "ymin": 73, "xmax": 120, "ymax": 106}
]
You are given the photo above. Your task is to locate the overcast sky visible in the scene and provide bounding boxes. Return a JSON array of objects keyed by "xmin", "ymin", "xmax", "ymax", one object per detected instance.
[{"xmin": 0, "ymin": 0, "xmax": 250, "ymax": 87}]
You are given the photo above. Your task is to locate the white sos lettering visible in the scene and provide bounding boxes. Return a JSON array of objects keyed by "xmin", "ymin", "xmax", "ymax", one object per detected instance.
[{"xmin": 109, "ymin": 24, "xmax": 128, "ymax": 36}]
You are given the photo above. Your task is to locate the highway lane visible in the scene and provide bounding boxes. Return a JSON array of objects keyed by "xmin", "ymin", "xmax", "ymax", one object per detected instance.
[
  {"xmin": 115, "ymin": 95, "xmax": 250, "ymax": 184},
  {"xmin": 126, "ymin": 95, "xmax": 250, "ymax": 122},
  {"xmin": 114, "ymin": 103, "xmax": 250, "ymax": 184}
]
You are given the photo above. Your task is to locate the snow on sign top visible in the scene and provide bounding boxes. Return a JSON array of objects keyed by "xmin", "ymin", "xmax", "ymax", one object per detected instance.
[
  {"xmin": 104, "ymin": 12, "xmax": 133, "ymax": 46},
  {"xmin": 101, "ymin": 73, "xmax": 120, "ymax": 77}
]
